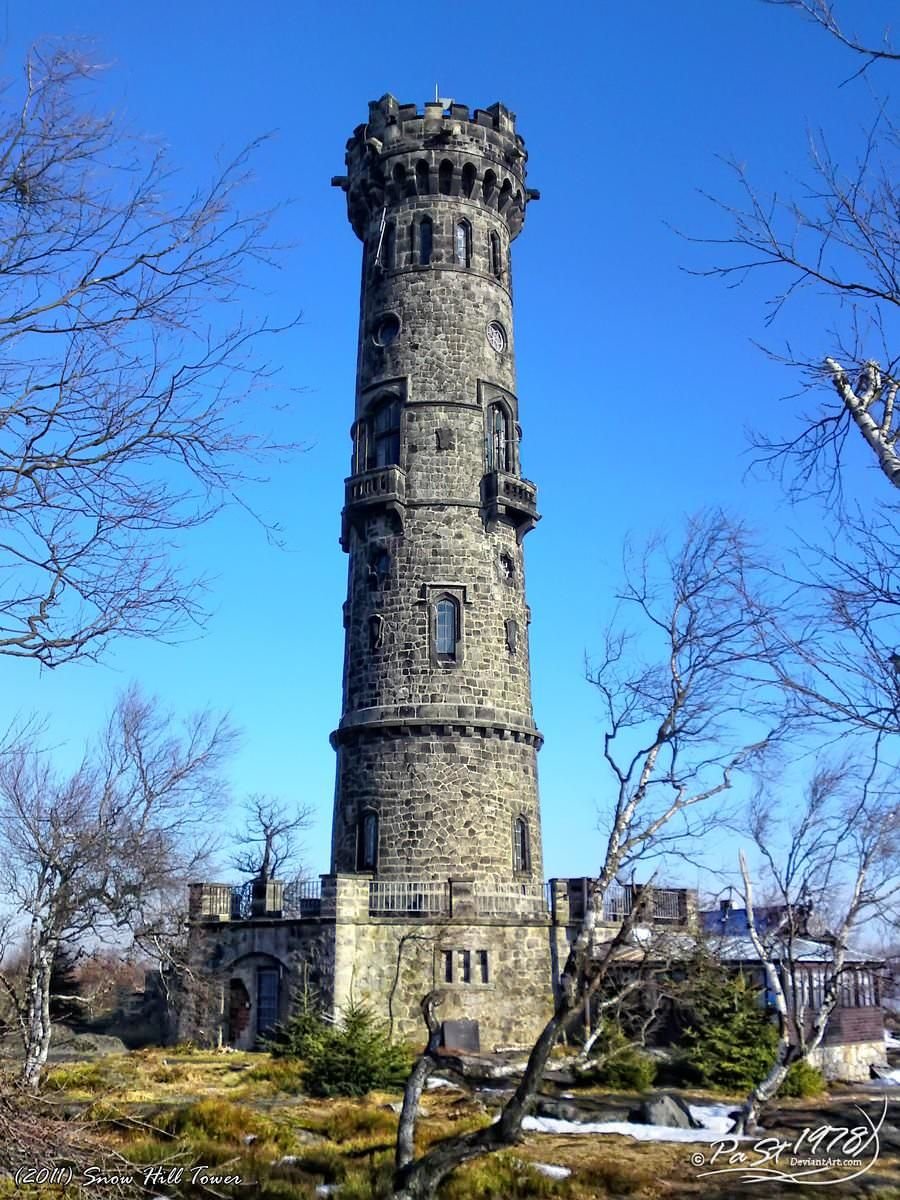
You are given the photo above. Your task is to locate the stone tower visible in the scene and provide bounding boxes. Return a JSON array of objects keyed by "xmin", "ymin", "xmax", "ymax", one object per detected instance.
[{"xmin": 330, "ymin": 96, "xmax": 544, "ymax": 898}]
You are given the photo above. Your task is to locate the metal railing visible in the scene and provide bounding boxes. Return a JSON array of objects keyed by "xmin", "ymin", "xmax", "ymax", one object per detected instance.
[
  {"xmin": 474, "ymin": 883, "xmax": 549, "ymax": 916},
  {"xmin": 368, "ymin": 880, "xmax": 450, "ymax": 916},
  {"xmin": 603, "ymin": 884, "xmax": 686, "ymax": 924},
  {"xmin": 283, "ymin": 879, "xmax": 322, "ymax": 917}
]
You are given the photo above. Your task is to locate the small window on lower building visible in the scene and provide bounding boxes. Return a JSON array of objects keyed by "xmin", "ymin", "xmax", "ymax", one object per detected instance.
[
  {"xmin": 458, "ymin": 949, "xmax": 471, "ymax": 983},
  {"xmin": 477, "ymin": 950, "xmax": 489, "ymax": 984},
  {"xmin": 443, "ymin": 950, "xmax": 454, "ymax": 983}
]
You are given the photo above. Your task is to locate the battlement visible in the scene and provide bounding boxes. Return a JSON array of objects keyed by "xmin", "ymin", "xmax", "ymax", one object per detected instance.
[
  {"xmin": 335, "ymin": 93, "xmax": 536, "ymax": 241},
  {"xmin": 357, "ymin": 93, "xmax": 522, "ymax": 148}
]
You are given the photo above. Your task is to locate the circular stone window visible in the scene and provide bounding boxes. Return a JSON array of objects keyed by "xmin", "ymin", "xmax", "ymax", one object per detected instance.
[
  {"xmin": 373, "ymin": 313, "xmax": 400, "ymax": 347},
  {"xmin": 486, "ymin": 321, "xmax": 507, "ymax": 353}
]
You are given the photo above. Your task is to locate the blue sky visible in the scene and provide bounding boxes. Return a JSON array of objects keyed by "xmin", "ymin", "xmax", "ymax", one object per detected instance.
[{"xmin": 3, "ymin": 0, "xmax": 895, "ymax": 884}]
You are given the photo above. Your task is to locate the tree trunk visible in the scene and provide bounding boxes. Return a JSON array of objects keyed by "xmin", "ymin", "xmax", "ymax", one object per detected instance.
[
  {"xmin": 21, "ymin": 936, "xmax": 55, "ymax": 1091},
  {"xmin": 733, "ymin": 1042, "xmax": 796, "ymax": 1134}
]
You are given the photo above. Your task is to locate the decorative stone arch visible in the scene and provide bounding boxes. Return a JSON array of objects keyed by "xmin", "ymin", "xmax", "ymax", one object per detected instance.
[
  {"xmin": 498, "ymin": 178, "xmax": 513, "ymax": 214},
  {"xmin": 438, "ymin": 159, "xmax": 453, "ymax": 195},
  {"xmin": 222, "ymin": 951, "xmax": 289, "ymax": 1049},
  {"xmin": 482, "ymin": 169, "xmax": 497, "ymax": 207},
  {"xmin": 461, "ymin": 161, "xmax": 477, "ymax": 198}
]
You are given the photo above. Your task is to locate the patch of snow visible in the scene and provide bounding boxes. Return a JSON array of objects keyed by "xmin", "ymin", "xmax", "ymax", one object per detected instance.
[
  {"xmin": 871, "ymin": 1064, "xmax": 900, "ymax": 1084},
  {"xmin": 315, "ymin": 1187, "xmax": 341, "ymax": 1198},
  {"xmin": 688, "ymin": 1103, "xmax": 737, "ymax": 1135},
  {"xmin": 560, "ymin": 1092, "xmax": 575, "ymax": 1099},
  {"xmin": 426, "ymin": 1076, "xmax": 462, "ymax": 1090},
  {"xmin": 531, "ymin": 1163, "xmax": 572, "ymax": 1180},
  {"xmin": 521, "ymin": 1115, "xmax": 744, "ymax": 1143},
  {"xmin": 884, "ymin": 1032, "xmax": 900, "ymax": 1050}
]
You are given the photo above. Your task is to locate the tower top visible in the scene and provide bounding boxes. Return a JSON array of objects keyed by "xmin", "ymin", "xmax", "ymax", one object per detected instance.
[{"xmin": 332, "ymin": 94, "xmax": 539, "ymax": 241}]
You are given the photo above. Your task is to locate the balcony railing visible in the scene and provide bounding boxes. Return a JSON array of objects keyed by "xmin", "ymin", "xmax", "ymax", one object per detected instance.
[
  {"xmin": 481, "ymin": 470, "xmax": 539, "ymax": 537},
  {"xmin": 369, "ymin": 880, "xmax": 451, "ymax": 916},
  {"xmin": 474, "ymin": 882, "xmax": 549, "ymax": 917},
  {"xmin": 344, "ymin": 465, "xmax": 406, "ymax": 508},
  {"xmin": 603, "ymin": 884, "xmax": 687, "ymax": 924},
  {"xmin": 229, "ymin": 878, "xmax": 321, "ymax": 920},
  {"xmin": 283, "ymin": 879, "xmax": 322, "ymax": 917}
]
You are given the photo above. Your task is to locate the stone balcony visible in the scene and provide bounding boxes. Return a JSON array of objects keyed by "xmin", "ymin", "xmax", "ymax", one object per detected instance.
[
  {"xmin": 481, "ymin": 470, "xmax": 539, "ymax": 540},
  {"xmin": 341, "ymin": 465, "xmax": 406, "ymax": 548}
]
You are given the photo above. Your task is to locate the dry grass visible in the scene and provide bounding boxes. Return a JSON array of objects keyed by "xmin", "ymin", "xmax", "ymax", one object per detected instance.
[{"xmin": 13, "ymin": 1048, "xmax": 898, "ymax": 1200}]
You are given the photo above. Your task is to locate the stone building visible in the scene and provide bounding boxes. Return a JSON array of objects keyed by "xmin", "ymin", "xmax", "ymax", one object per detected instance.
[
  {"xmin": 181, "ymin": 95, "xmax": 887, "ymax": 1079},
  {"xmin": 185, "ymin": 94, "xmax": 563, "ymax": 1053}
]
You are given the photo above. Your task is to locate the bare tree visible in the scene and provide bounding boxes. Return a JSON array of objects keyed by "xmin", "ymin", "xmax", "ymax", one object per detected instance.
[
  {"xmin": 390, "ymin": 513, "xmax": 785, "ymax": 1200},
  {"xmin": 694, "ymin": 3, "xmax": 900, "ymax": 507},
  {"xmin": 0, "ymin": 687, "xmax": 235, "ymax": 1089},
  {"xmin": 0, "ymin": 43, "xmax": 298, "ymax": 667},
  {"xmin": 230, "ymin": 794, "xmax": 313, "ymax": 882},
  {"xmin": 733, "ymin": 760, "xmax": 899, "ymax": 1131}
]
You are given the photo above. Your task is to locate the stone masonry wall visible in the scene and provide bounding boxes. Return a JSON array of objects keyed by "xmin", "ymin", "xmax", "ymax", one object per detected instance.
[{"xmin": 331, "ymin": 97, "xmax": 544, "ymax": 889}]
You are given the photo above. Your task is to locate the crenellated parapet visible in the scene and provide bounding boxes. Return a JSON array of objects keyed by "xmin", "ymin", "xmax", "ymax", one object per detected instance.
[{"xmin": 332, "ymin": 94, "xmax": 539, "ymax": 241}]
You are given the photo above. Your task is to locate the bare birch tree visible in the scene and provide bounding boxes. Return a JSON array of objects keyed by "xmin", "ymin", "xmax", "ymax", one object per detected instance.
[
  {"xmin": 389, "ymin": 512, "xmax": 785, "ymax": 1200},
  {"xmin": 0, "ymin": 687, "xmax": 234, "ymax": 1089},
  {"xmin": 0, "ymin": 43, "xmax": 298, "ymax": 667},
  {"xmin": 733, "ymin": 760, "xmax": 899, "ymax": 1131}
]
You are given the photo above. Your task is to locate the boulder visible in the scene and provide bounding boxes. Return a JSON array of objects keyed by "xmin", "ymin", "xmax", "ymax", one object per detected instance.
[{"xmin": 631, "ymin": 1093, "xmax": 700, "ymax": 1129}]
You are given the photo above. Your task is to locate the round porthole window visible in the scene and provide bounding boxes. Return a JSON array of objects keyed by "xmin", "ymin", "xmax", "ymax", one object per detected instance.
[
  {"xmin": 373, "ymin": 313, "xmax": 400, "ymax": 347},
  {"xmin": 486, "ymin": 321, "xmax": 507, "ymax": 353}
]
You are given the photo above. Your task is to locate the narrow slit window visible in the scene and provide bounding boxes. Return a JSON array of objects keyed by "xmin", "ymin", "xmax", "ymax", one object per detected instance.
[
  {"xmin": 459, "ymin": 950, "xmax": 471, "ymax": 984},
  {"xmin": 513, "ymin": 816, "xmax": 530, "ymax": 873},
  {"xmin": 477, "ymin": 950, "xmax": 489, "ymax": 984},
  {"xmin": 486, "ymin": 403, "xmax": 511, "ymax": 472},
  {"xmin": 443, "ymin": 950, "xmax": 454, "ymax": 983},
  {"xmin": 419, "ymin": 217, "xmax": 433, "ymax": 265},
  {"xmin": 455, "ymin": 220, "xmax": 472, "ymax": 267},
  {"xmin": 382, "ymin": 222, "xmax": 395, "ymax": 269},
  {"xmin": 490, "ymin": 231, "xmax": 502, "ymax": 278},
  {"xmin": 434, "ymin": 597, "xmax": 459, "ymax": 660},
  {"xmin": 358, "ymin": 810, "xmax": 379, "ymax": 870}
]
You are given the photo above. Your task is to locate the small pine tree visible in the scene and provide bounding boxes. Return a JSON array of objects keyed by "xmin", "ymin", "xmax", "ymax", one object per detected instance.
[
  {"xmin": 582, "ymin": 1022, "xmax": 657, "ymax": 1091},
  {"xmin": 265, "ymin": 986, "xmax": 327, "ymax": 1060},
  {"xmin": 676, "ymin": 949, "xmax": 779, "ymax": 1092},
  {"xmin": 302, "ymin": 1000, "xmax": 412, "ymax": 1097}
]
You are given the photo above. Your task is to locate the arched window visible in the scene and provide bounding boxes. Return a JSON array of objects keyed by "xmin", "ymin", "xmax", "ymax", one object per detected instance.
[
  {"xmin": 455, "ymin": 220, "xmax": 472, "ymax": 267},
  {"xmin": 513, "ymin": 816, "xmax": 530, "ymax": 873},
  {"xmin": 490, "ymin": 231, "xmax": 503, "ymax": 278},
  {"xmin": 419, "ymin": 216, "xmax": 433, "ymax": 265},
  {"xmin": 438, "ymin": 160, "xmax": 453, "ymax": 195},
  {"xmin": 373, "ymin": 398, "xmax": 401, "ymax": 466},
  {"xmin": 415, "ymin": 159, "xmax": 430, "ymax": 195},
  {"xmin": 358, "ymin": 809, "xmax": 379, "ymax": 871},
  {"xmin": 434, "ymin": 596, "xmax": 459, "ymax": 661},
  {"xmin": 486, "ymin": 403, "xmax": 511, "ymax": 472},
  {"xmin": 391, "ymin": 163, "xmax": 407, "ymax": 202},
  {"xmin": 482, "ymin": 169, "xmax": 496, "ymax": 205},
  {"xmin": 355, "ymin": 397, "xmax": 401, "ymax": 472},
  {"xmin": 498, "ymin": 178, "xmax": 513, "ymax": 213},
  {"xmin": 461, "ymin": 162, "xmax": 476, "ymax": 198}
]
